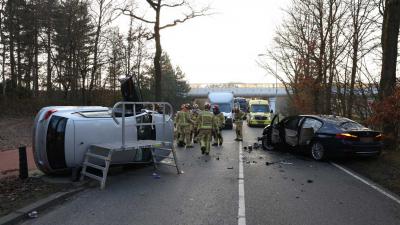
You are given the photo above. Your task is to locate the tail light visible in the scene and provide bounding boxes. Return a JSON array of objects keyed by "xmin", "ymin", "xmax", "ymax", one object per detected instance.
[
  {"xmin": 374, "ymin": 134, "xmax": 383, "ymax": 141},
  {"xmin": 336, "ymin": 133, "xmax": 359, "ymax": 141},
  {"xmin": 44, "ymin": 109, "xmax": 58, "ymax": 120}
]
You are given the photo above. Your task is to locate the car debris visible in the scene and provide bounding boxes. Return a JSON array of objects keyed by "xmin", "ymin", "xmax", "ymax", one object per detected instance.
[
  {"xmin": 227, "ymin": 167, "xmax": 234, "ymax": 169},
  {"xmin": 307, "ymin": 179, "xmax": 313, "ymax": 183},
  {"xmin": 280, "ymin": 161, "xmax": 293, "ymax": 165},
  {"xmin": 28, "ymin": 211, "xmax": 38, "ymax": 218},
  {"xmin": 265, "ymin": 160, "xmax": 294, "ymax": 166},
  {"xmin": 152, "ymin": 172, "xmax": 161, "ymax": 179},
  {"xmin": 253, "ymin": 143, "xmax": 260, "ymax": 149}
]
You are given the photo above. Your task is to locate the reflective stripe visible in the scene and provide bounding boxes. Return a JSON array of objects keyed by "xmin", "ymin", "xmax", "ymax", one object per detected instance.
[{"xmin": 200, "ymin": 112, "xmax": 213, "ymax": 129}]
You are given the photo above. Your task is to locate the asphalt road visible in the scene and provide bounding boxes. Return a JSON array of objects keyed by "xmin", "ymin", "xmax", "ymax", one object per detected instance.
[{"xmin": 21, "ymin": 123, "xmax": 400, "ymax": 225}]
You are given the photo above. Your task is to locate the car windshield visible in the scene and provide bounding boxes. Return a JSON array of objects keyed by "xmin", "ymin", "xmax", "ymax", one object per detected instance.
[
  {"xmin": 214, "ymin": 103, "xmax": 231, "ymax": 113},
  {"xmin": 339, "ymin": 121, "xmax": 367, "ymax": 131},
  {"xmin": 250, "ymin": 104, "xmax": 269, "ymax": 113}
]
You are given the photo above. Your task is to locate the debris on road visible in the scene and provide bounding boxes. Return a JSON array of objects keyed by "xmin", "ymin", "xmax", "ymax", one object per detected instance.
[
  {"xmin": 152, "ymin": 173, "xmax": 161, "ymax": 179},
  {"xmin": 28, "ymin": 211, "xmax": 38, "ymax": 218},
  {"xmin": 307, "ymin": 179, "xmax": 313, "ymax": 183},
  {"xmin": 243, "ymin": 146, "xmax": 247, "ymax": 150},
  {"xmin": 280, "ymin": 161, "xmax": 293, "ymax": 165},
  {"xmin": 252, "ymin": 161, "xmax": 257, "ymax": 164},
  {"xmin": 259, "ymin": 156, "xmax": 263, "ymax": 159},
  {"xmin": 227, "ymin": 167, "xmax": 234, "ymax": 169},
  {"xmin": 216, "ymin": 157, "xmax": 220, "ymax": 160},
  {"xmin": 253, "ymin": 143, "xmax": 260, "ymax": 149},
  {"xmin": 265, "ymin": 160, "xmax": 294, "ymax": 166},
  {"xmin": 296, "ymin": 196, "xmax": 300, "ymax": 199}
]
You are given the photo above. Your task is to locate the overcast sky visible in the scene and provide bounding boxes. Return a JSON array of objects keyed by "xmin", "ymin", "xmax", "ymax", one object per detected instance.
[{"xmin": 159, "ymin": 0, "xmax": 290, "ymax": 84}]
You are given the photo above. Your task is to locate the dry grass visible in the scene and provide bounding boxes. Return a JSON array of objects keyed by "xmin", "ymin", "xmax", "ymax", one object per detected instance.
[
  {"xmin": 0, "ymin": 117, "xmax": 34, "ymax": 151},
  {"xmin": 0, "ymin": 175, "xmax": 72, "ymax": 217}
]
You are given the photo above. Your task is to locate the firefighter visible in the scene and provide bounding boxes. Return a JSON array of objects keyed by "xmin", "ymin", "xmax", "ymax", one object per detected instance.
[
  {"xmin": 212, "ymin": 105, "xmax": 225, "ymax": 146},
  {"xmin": 175, "ymin": 104, "xmax": 193, "ymax": 148},
  {"xmin": 190, "ymin": 104, "xmax": 200, "ymax": 144},
  {"xmin": 234, "ymin": 107, "xmax": 245, "ymax": 141},
  {"xmin": 196, "ymin": 103, "xmax": 215, "ymax": 155}
]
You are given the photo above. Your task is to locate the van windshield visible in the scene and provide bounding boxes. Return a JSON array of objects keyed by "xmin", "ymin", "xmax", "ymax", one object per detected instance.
[
  {"xmin": 250, "ymin": 104, "xmax": 270, "ymax": 113},
  {"xmin": 213, "ymin": 103, "xmax": 231, "ymax": 113}
]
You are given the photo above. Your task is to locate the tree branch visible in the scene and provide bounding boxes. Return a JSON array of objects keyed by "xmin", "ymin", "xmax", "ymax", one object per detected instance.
[
  {"xmin": 145, "ymin": 0, "xmax": 157, "ymax": 10},
  {"xmin": 118, "ymin": 8, "xmax": 156, "ymax": 24},
  {"xmin": 161, "ymin": 0, "xmax": 185, "ymax": 8},
  {"xmin": 160, "ymin": 7, "xmax": 210, "ymax": 30}
]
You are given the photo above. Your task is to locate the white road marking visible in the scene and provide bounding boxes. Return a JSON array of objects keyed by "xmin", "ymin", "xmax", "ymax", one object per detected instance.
[
  {"xmin": 331, "ymin": 162, "xmax": 400, "ymax": 205},
  {"xmin": 238, "ymin": 141, "xmax": 246, "ymax": 225}
]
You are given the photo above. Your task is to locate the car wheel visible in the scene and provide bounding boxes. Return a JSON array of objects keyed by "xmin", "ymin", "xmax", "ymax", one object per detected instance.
[
  {"xmin": 262, "ymin": 137, "xmax": 274, "ymax": 150},
  {"xmin": 310, "ymin": 142, "xmax": 325, "ymax": 161}
]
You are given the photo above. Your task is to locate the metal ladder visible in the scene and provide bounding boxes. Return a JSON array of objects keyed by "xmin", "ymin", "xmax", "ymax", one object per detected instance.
[
  {"xmin": 80, "ymin": 102, "xmax": 182, "ymax": 189},
  {"xmin": 80, "ymin": 147, "xmax": 113, "ymax": 190}
]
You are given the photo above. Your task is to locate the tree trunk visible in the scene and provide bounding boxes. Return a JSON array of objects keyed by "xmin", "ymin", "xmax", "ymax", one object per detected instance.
[
  {"xmin": 347, "ymin": 35, "xmax": 359, "ymax": 119},
  {"xmin": 33, "ymin": 28, "xmax": 39, "ymax": 97},
  {"xmin": 379, "ymin": 0, "xmax": 400, "ymax": 144},
  {"xmin": 46, "ymin": 28, "xmax": 52, "ymax": 96},
  {"xmin": 153, "ymin": 3, "xmax": 162, "ymax": 101},
  {"xmin": 88, "ymin": 0, "xmax": 104, "ymax": 97},
  {"xmin": 379, "ymin": 0, "xmax": 400, "ymax": 99}
]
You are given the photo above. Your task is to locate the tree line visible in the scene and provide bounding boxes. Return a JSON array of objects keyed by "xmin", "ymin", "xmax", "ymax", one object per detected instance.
[
  {"xmin": 262, "ymin": 0, "xmax": 400, "ymax": 144},
  {"xmin": 0, "ymin": 0, "xmax": 204, "ymax": 113}
]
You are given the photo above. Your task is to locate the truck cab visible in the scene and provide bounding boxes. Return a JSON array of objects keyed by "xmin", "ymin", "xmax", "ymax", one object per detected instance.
[{"xmin": 247, "ymin": 99, "xmax": 272, "ymax": 127}]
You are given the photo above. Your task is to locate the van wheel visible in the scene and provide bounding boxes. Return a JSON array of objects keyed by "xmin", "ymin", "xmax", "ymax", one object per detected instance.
[{"xmin": 310, "ymin": 142, "xmax": 325, "ymax": 161}]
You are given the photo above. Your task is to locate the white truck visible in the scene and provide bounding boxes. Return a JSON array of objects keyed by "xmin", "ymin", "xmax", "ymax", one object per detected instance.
[{"xmin": 208, "ymin": 92, "xmax": 234, "ymax": 129}]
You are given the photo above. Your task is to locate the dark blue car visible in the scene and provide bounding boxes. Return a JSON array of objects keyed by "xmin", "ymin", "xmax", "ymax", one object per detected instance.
[{"xmin": 260, "ymin": 115, "xmax": 383, "ymax": 160}]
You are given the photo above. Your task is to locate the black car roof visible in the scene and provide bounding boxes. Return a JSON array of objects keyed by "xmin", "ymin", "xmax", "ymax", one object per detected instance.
[{"xmin": 299, "ymin": 114, "xmax": 354, "ymax": 125}]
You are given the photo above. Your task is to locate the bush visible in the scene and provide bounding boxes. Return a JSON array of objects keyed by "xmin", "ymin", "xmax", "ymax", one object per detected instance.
[{"xmin": 368, "ymin": 87, "xmax": 400, "ymax": 147}]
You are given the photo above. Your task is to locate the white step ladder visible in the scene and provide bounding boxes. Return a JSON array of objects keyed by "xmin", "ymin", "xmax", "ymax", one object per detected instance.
[{"xmin": 80, "ymin": 102, "xmax": 182, "ymax": 189}]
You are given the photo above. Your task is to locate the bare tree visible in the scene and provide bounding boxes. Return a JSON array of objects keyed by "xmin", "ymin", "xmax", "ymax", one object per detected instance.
[
  {"xmin": 88, "ymin": 0, "xmax": 123, "ymax": 102},
  {"xmin": 120, "ymin": 0, "xmax": 209, "ymax": 101},
  {"xmin": 346, "ymin": 0, "xmax": 378, "ymax": 118}
]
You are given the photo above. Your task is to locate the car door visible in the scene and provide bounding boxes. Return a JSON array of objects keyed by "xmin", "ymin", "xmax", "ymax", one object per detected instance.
[
  {"xmin": 270, "ymin": 114, "xmax": 281, "ymax": 144},
  {"xmin": 299, "ymin": 117, "xmax": 323, "ymax": 146},
  {"xmin": 284, "ymin": 116, "xmax": 301, "ymax": 146}
]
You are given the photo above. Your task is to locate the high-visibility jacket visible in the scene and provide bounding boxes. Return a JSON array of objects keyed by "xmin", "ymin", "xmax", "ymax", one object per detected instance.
[
  {"xmin": 214, "ymin": 112, "xmax": 225, "ymax": 129},
  {"xmin": 234, "ymin": 110, "xmax": 245, "ymax": 123},
  {"xmin": 197, "ymin": 111, "xmax": 214, "ymax": 130},
  {"xmin": 175, "ymin": 111, "xmax": 191, "ymax": 126}
]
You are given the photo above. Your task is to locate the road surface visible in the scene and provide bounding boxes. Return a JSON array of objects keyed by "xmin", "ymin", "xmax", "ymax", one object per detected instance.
[{"xmin": 21, "ymin": 124, "xmax": 400, "ymax": 225}]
